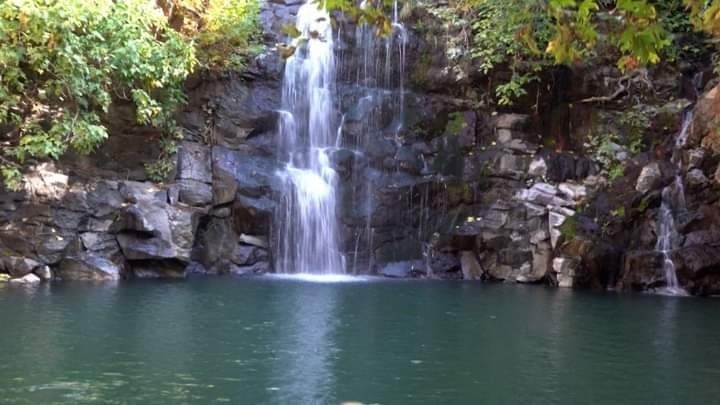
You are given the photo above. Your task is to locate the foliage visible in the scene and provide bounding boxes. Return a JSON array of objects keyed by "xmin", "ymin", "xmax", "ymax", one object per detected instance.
[
  {"xmin": 618, "ymin": 108, "xmax": 650, "ymax": 153},
  {"xmin": 445, "ymin": 112, "xmax": 468, "ymax": 134},
  {"xmin": 0, "ymin": 0, "xmax": 262, "ymax": 189},
  {"xmin": 0, "ymin": 0, "xmax": 196, "ymax": 189},
  {"xmin": 495, "ymin": 73, "xmax": 537, "ymax": 105},
  {"xmin": 319, "ymin": 0, "xmax": 398, "ymax": 36},
  {"xmin": 195, "ymin": 0, "xmax": 261, "ymax": 70},
  {"xmin": 451, "ymin": 0, "xmax": 673, "ymax": 104},
  {"xmin": 466, "ymin": 0, "xmax": 553, "ymax": 74},
  {"xmin": 559, "ymin": 215, "xmax": 578, "ymax": 240}
]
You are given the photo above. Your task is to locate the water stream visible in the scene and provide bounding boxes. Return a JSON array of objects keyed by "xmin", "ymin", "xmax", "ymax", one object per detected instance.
[
  {"xmin": 275, "ymin": 1, "xmax": 344, "ymax": 274},
  {"xmin": 654, "ymin": 111, "xmax": 692, "ymax": 295}
]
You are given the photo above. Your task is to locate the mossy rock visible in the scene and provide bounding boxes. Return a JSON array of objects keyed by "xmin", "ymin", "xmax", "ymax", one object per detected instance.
[{"xmin": 445, "ymin": 112, "xmax": 468, "ymax": 135}]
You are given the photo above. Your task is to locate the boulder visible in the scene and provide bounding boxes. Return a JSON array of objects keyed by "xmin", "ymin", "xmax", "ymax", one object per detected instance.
[
  {"xmin": 34, "ymin": 265, "xmax": 53, "ymax": 281},
  {"xmin": 177, "ymin": 179, "xmax": 213, "ymax": 206},
  {"xmin": 57, "ymin": 253, "xmax": 123, "ymax": 281},
  {"xmin": 689, "ymin": 84, "xmax": 720, "ymax": 152},
  {"xmin": 636, "ymin": 162, "xmax": 663, "ymax": 193},
  {"xmin": 113, "ymin": 187, "xmax": 199, "ymax": 262},
  {"xmin": 80, "ymin": 232, "xmax": 118, "ymax": 253},
  {"xmin": 460, "ymin": 251, "xmax": 483, "ymax": 280},
  {"xmin": 528, "ymin": 157, "xmax": 548, "ymax": 178},
  {"xmin": 231, "ymin": 244, "xmax": 269, "ymax": 266},
  {"xmin": 553, "ymin": 257, "xmax": 579, "ymax": 288},
  {"xmin": 212, "ymin": 146, "xmax": 282, "ymax": 198},
  {"xmin": 9, "ymin": 273, "xmax": 41, "ymax": 285},
  {"xmin": 239, "ymin": 234, "xmax": 269, "ymax": 249},
  {"xmin": 229, "ymin": 261, "xmax": 270, "ymax": 276},
  {"xmin": 0, "ymin": 256, "xmax": 41, "ymax": 278},
  {"xmin": 686, "ymin": 168, "xmax": 708, "ymax": 187},
  {"xmin": 177, "ymin": 141, "xmax": 212, "ymax": 183},
  {"xmin": 618, "ymin": 250, "xmax": 665, "ymax": 290}
]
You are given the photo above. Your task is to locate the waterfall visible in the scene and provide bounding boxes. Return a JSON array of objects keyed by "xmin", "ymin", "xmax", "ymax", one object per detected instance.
[
  {"xmin": 654, "ymin": 111, "xmax": 692, "ymax": 296},
  {"xmin": 275, "ymin": 1, "xmax": 344, "ymax": 274},
  {"xmin": 341, "ymin": 0, "xmax": 408, "ymax": 273}
]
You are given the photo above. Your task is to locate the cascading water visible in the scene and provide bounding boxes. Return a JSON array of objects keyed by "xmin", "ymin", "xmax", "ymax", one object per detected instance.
[
  {"xmin": 654, "ymin": 111, "xmax": 692, "ymax": 295},
  {"xmin": 275, "ymin": 1, "xmax": 344, "ymax": 274},
  {"xmin": 338, "ymin": 0, "xmax": 409, "ymax": 273}
]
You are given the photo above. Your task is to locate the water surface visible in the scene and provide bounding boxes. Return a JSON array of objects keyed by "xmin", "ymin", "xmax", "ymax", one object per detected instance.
[{"xmin": 0, "ymin": 277, "xmax": 718, "ymax": 404}]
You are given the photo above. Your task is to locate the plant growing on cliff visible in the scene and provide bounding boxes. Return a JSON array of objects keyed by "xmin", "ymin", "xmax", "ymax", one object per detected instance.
[
  {"xmin": 0, "ymin": 0, "xmax": 263, "ymax": 189},
  {"xmin": 0, "ymin": 0, "xmax": 196, "ymax": 189},
  {"xmin": 195, "ymin": 0, "xmax": 261, "ymax": 70}
]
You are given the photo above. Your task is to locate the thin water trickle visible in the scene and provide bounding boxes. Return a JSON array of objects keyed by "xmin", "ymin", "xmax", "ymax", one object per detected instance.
[
  {"xmin": 276, "ymin": 1, "xmax": 344, "ymax": 274},
  {"xmin": 654, "ymin": 111, "xmax": 692, "ymax": 296}
]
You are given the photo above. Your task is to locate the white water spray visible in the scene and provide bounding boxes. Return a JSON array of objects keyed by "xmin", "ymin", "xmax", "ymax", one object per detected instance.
[
  {"xmin": 654, "ymin": 111, "xmax": 692, "ymax": 296},
  {"xmin": 276, "ymin": 1, "xmax": 344, "ymax": 274}
]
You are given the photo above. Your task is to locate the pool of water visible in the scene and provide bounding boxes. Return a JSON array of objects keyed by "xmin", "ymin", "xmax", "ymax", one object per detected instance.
[{"xmin": 0, "ymin": 277, "xmax": 718, "ymax": 404}]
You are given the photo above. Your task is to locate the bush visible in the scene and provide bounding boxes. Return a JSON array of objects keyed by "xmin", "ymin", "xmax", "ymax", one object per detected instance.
[
  {"xmin": 195, "ymin": 0, "xmax": 261, "ymax": 70},
  {"xmin": 0, "ymin": 0, "xmax": 196, "ymax": 188},
  {"xmin": 0, "ymin": 0, "xmax": 262, "ymax": 189}
]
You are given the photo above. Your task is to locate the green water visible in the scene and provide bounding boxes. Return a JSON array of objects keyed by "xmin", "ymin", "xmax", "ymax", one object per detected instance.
[{"xmin": 0, "ymin": 276, "xmax": 718, "ymax": 404}]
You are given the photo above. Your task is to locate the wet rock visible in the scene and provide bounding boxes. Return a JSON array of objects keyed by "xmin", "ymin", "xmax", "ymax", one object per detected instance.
[
  {"xmin": 558, "ymin": 183, "xmax": 587, "ymax": 201},
  {"xmin": 178, "ymin": 179, "xmax": 213, "ymax": 206},
  {"xmin": 553, "ymin": 257, "xmax": 579, "ymax": 288},
  {"xmin": 429, "ymin": 252, "xmax": 460, "ymax": 274},
  {"xmin": 229, "ymin": 261, "xmax": 270, "ymax": 275},
  {"xmin": 684, "ymin": 229, "xmax": 720, "ymax": 247},
  {"xmin": 444, "ymin": 111, "xmax": 477, "ymax": 149},
  {"xmin": 231, "ymin": 244, "xmax": 269, "ymax": 266},
  {"xmin": 549, "ymin": 212, "xmax": 568, "ymax": 249},
  {"xmin": 687, "ymin": 148, "xmax": 705, "ymax": 169},
  {"xmin": 131, "ymin": 260, "xmax": 187, "ymax": 279},
  {"xmin": 57, "ymin": 253, "xmax": 123, "ymax": 281},
  {"xmin": 528, "ymin": 157, "xmax": 548, "ymax": 178},
  {"xmin": 460, "ymin": 251, "xmax": 483, "ymax": 280},
  {"xmin": 380, "ymin": 260, "xmax": 425, "ymax": 278},
  {"xmin": 636, "ymin": 162, "xmax": 663, "ymax": 193},
  {"xmin": 9, "ymin": 273, "xmax": 41, "ymax": 285},
  {"xmin": 0, "ymin": 256, "xmax": 40, "ymax": 278},
  {"xmin": 239, "ymin": 234, "xmax": 269, "ymax": 249},
  {"xmin": 686, "ymin": 168, "xmax": 708, "ymax": 187},
  {"xmin": 618, "ymin": 250, "xmax": 665, "ymax": 290},
  {"xmin": 212, "ymin": 146, "xmax": 283, "ymax": 198},
  {"xmin": 528, "ymin": 241, "xmax": 552, "ymax": 282},
  {"xmin": 193, "ymin": 217, "xmax": 238, "ymax": 272},
  {"xmin": 34, "ymin": 265, "xmax": 52, "ymax": 281}
]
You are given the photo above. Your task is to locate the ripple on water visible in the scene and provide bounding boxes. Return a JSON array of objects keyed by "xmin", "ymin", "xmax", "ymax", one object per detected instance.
[{"xmin": 263, "ymin": 274, "xmax": 380, "ymax": 283}]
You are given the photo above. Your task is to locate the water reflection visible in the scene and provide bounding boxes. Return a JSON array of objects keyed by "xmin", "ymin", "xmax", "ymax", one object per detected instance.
[{"xmin": 268, "ymin": 283, "xmax": 339, "ymax": 403}]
